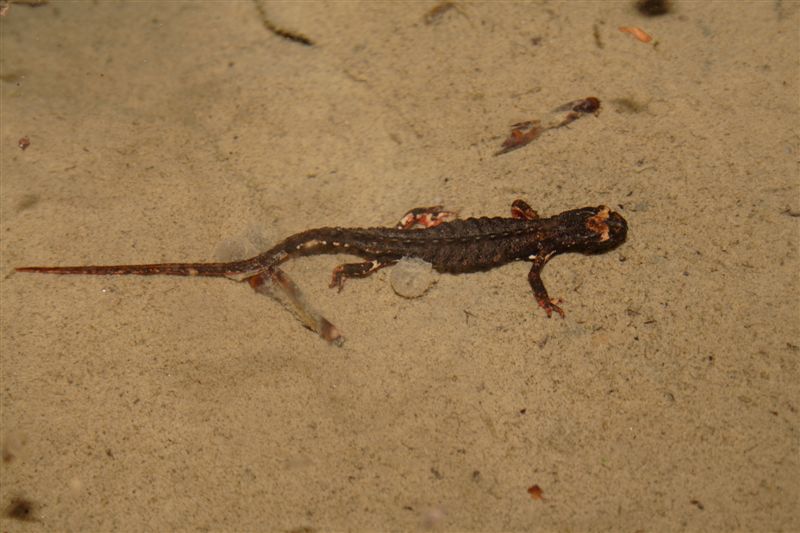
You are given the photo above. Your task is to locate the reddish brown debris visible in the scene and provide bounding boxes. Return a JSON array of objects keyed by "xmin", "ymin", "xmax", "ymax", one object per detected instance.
[
  {"xmin": 496, "ymin": 121, "xmax": 544, "ymax": 156},
  {"xmin": 527, "ymin": 484, "xmax": 544, "ymax": 500},
  {"xmin": 619, "ymin": 26, "xmax": 653, "ymax": 43},
  {"xmin": 18, "ymin": 136, "xmax": 30, "ymax": 150},
  {"xmin": 424, "ymin": 2, "xmax": 457, "ymax": 24},
  {"xmin": 495, "ymin": 97, "xmax": 601, "ymax": 156}
]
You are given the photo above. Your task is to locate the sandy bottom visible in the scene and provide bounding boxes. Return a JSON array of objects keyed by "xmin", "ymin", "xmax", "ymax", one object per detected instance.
[{"xmin": 1, "ymin": 1, "xmax": 798, "ymax": 531}]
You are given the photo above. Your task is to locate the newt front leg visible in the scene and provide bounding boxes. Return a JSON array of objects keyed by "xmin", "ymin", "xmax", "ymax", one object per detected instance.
[{"xmin": 528, "ymin": 252, "xmax": 564, "ymax": 318}]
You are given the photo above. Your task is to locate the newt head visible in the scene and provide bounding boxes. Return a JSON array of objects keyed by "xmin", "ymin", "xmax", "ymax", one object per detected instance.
[
  {"xmin": 585, "ymin": 206, "xmax": 628, "ymax": 251},
  {"xmin": 555, "ymin": 206, "xmax": 628, "ymax": 254}
]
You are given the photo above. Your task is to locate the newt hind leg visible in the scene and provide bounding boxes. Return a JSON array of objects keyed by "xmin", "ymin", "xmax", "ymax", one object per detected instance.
[
  {"xmin": 329, "ymin": 205, "xmax": 454, "ymax": 292},
  {"xmin": 248, "ymin": 267, "xmax": 343, "ymax": 345},
  {"xmin": 330, "ymin": 259, "xmax": 397, "ymax": 292},
  {"xmin": 396, "ymin": 205, "xmax": 458, "ymax": 229}
]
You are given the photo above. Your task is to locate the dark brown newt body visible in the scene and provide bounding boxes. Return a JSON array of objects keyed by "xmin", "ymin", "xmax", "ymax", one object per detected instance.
[
  {"xmin": 276, "ymin": 213, "xmax": 598, "ymax": 273},
  {"xmin": 17, "ymin": 200, "xmax": 628, "ymax": 338}
]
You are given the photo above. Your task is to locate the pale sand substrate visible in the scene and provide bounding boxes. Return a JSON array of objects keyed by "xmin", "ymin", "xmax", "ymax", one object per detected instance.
[{"xmin": 1, "ymin": 2, "xmax": 798, "ymax": 531}]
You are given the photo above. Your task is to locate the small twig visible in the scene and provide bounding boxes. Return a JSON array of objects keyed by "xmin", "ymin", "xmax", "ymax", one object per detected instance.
[{"xmin": 252, "ymin": 0, "xmax": 314, "ymax": 47}]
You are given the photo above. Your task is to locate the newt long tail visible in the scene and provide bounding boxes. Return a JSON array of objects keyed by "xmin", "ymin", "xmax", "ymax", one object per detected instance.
[
  {"xmin": 16, "ymin": 251, "xmax": 345, "ymax": 345},
  {"xmin": 14, "ymin": 226, "xmax": 386, "ymax": 280},
  {"xmin": 15, "ymin": 260, "xmax": 259, "ymax": 278}
]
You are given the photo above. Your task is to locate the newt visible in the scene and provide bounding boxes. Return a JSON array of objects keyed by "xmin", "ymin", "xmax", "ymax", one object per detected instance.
[{"xmin": 16, "ymin": 200, "xmax": 628, "ymax": 343}]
